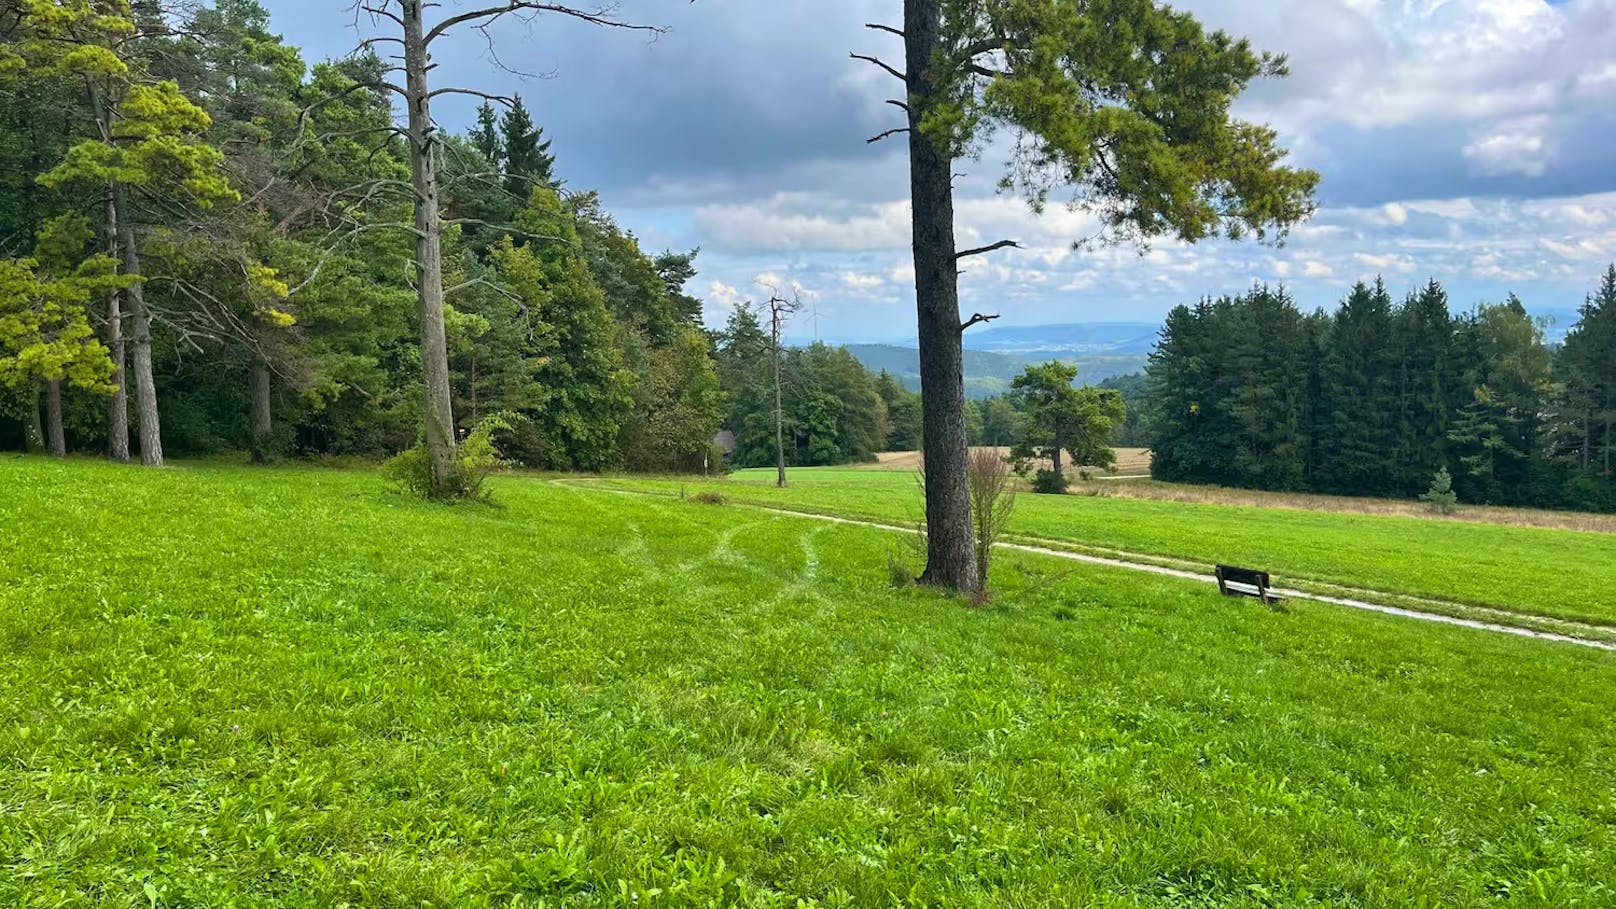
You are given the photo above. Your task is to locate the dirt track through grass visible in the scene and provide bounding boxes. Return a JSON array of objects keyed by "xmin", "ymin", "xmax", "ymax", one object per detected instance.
[{"xmin": 573, "ymin": 480, "xmax": 1616, "ymax": 652}]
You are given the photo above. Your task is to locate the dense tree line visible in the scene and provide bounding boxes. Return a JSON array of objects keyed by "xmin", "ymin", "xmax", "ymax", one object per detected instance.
[
  {"xmin": 0, "ymin": 0, "xmax": 722, "ymax": 475},
  {"xmin": 1146, "ymin": 273, "xmax": 1616, "ymax": 511},
  {"xmin": 715, "ymin": 305, "xmax": 890, "ymax": 469}
]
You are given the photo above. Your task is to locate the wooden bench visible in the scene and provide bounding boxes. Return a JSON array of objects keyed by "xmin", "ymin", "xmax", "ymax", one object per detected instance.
[{"xmin": 1215, "ymin": 565, "xmax": 1286, "ymax": 606}]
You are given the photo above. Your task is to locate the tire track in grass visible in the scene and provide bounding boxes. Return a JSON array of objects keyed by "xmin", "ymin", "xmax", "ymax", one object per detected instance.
[{"xmin": 556, "ymin": 479, "xmax": 1616, "ymax": 654}]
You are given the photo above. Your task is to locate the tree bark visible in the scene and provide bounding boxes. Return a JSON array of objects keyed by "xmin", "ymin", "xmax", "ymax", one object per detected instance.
[
  {"xmin": 45, "ymin": 380, "xmax": 66, "ymax": 457},
  {"xmin": 112, "ymin": 182, "xmax": 162, "ymax": 466},
  {"xmin": 24, "ymin": 387, "xmax": 45, "ymax": 455},
  {"xmin": 403, "ymin": 0, "xmax": 457, "ymax": 496},
  {"xmin": 104, "ymin": 189, "xmax": 130, "ymax": 463},
  {"xmin": 905, "ymin": 0, "xmax": 980, "ymax": 594},
  {"xmin": 250, "ymin": 359, "xmax": 272, "ymax": 464}
]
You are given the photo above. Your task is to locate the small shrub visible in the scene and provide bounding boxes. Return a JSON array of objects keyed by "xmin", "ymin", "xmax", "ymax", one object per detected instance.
[
  {"xmin": 1420, "ymin": 466, "xmax": 1459, "ymax": 515},
  {"xmin": 383, "ymin": 414, "xmax": 512, "ymax": 503},
  {"xmin": 693, "ymin": 491, "xmax": 727, "ymax": 506},
  {"xmin": 1031, "ymin": 468, "xmax": 1069, "ymax": 495},
  {"xmin": 968, "ymin": 447, "xmax": 1017, "ymax": 595}
]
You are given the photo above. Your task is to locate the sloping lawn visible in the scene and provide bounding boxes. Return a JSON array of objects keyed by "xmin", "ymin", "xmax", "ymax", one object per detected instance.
[
  {"xmin": 3, "ymin": 458, "xmax": 1615, "ymax": 906},
  {"xmin": 603, "ymin": 468, "xmax": 1616, "ymax": 627}
]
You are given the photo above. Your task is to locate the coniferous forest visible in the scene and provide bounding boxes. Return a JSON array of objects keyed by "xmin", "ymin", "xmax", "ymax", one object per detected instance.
[
  {"xmin": 1145, "ymin": 272, "xmax": 1616, "ymax": 511},
  {"xmin": 0, "ymin": 0, "xmax": 735, "ymax": 471}
]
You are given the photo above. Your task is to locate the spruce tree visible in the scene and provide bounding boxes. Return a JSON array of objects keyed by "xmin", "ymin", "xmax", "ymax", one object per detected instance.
[
  {"xmin": 472, "ymin": 101, "xmax": 503, "ymax": 165},
  {"xmin": 1316, "ymin": 281, "xmax": 1399, "ymax": 495},
  {"xmin": 1393, "ymin": 281, "xmax": 1457, "ymax": 494},
  {"xmin": 500, "ymin": 95, "xmax": 556, "ymax": 197}
]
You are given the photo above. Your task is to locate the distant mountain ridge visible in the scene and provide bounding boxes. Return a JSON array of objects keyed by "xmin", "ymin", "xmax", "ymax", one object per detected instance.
[
  {"xmin": 844, "ymin": 321, "xmax": 1158, "ymax": 397},
  {"xmin": 844, "ymin": 306, "xmax": 1580, "ymax": 397},
  {"xmin": 963, "ymin": 322, "xmax": 1161, "ymax": 356}
]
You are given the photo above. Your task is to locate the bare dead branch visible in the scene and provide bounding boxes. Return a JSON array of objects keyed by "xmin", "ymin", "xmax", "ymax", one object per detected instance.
[
  {"xmin": 428, "ymin": 87, "xmax": 516, "ymax": 105},
  {"xmin": 960, "ymin": 312, "xmax": 1001, "ymax": 332},
  {"xmin": 445, "ymin": 276, "xmax": 522, "ymax": 300},
  {"xmin": 956, "ymin": 240, "xmax": 1021, "ymax": 260},
  {"xmin": 868, "ymin": 127, "xmax": 911, "ymax": 144},
  {"xmin": 865, "ymin": 22, "xmax": 904, "ymax": 38},
  {"xmin": 850, "ymin": 53, "xmax": 906, "ymax": 83},
  {"xmin": 442, "ymin": 218, "xmax": 567, "ymax": 245},
  {"xmin": 426, "ymin": 2, "xmax": 668, "ymax": 46},
  {"xmin": 285, "ymin": 222, "xmax": 425, "ymax": 297}
]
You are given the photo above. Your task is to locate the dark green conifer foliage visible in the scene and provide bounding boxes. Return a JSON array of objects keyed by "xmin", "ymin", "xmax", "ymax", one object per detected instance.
[
  {"xmin": 1316, "ymin": 281, "xmax": 1399, "ymax": 495},
  {"xmin": 500, "ymin": 96, "xmax": 556, "ymax": 197}
]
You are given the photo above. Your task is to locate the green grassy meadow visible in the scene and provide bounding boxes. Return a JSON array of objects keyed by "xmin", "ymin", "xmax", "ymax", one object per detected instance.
[
  {"xmin": 4, "ymin": 458, "xmax": 1616, "ymax": 906},
  {"xmin": 601, "ymin": 468, "xmax": 1616, "ymax": 629}
]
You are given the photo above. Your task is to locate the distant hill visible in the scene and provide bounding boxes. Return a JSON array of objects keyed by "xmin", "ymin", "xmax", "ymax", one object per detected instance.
[
  {"xmin": 845, "ymin": 340, "xmax": 1148, "ymax": 398},
  {"xmin": 845, "ymin": 307, "xmax": 1584, "ymax": 396},
  {"xmin": 963, "ymin": 322, "xmax": 1161, "ymax": 357}
]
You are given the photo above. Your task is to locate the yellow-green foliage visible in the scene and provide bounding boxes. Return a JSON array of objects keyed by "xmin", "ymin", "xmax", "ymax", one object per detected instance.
[
  {"xmin": 0, "ymin": 217, "xmax": 134, "ymax": 393},
  {"xmin": 15, "ymin": 1, "xmax": 236, "ymax": 208}
]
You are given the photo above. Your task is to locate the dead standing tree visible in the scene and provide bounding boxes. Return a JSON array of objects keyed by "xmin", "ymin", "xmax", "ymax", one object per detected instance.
[{"xmin": 345, "ymin": 1, "xmax": 667, "ymax": 497}]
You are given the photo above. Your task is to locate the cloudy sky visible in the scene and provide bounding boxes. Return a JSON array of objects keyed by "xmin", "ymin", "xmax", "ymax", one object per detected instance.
[{"xmin": 270, "ymin": 0, "xmax": 1616, "ymax": 342}]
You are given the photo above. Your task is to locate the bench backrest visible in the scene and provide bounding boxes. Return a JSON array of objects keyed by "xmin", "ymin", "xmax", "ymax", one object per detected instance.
[{"xmin": 1215, "ymin": 564, "xmax": 1271, "ymax": 595}]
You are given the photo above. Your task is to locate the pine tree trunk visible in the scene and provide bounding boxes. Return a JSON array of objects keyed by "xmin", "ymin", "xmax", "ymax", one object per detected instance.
[
  {"xmin": 105, "ymin": 190, "xmax": 130, "ymax": 463},
  {"xmin": 45, "ymin": 379, "xmax": 66, "ymax": 457},
  {"xmin": 403, "ymin": 0, "xmax": 457, "ymax": 496},
  {"xmin": 250, "ymin": 359, "xmax": 272, "ymax": 464},
  {"xmin": 113, "ymin": 182, "xmax": 162, "ymax": 467},
  {"xmin": 24, "ymin": 387, "xmax": 45, "ymax": 454},
  {"xmin": 1052, "ymin": 446, "xmax": 1062, "ymax": 479},
  {"xmin": 905, "ymin": 0, "xmax": 980, "ymax": 594}
]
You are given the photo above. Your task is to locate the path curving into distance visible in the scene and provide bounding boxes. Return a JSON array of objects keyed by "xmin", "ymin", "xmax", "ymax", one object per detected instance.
[{"xmin": 555, "ymin": 479, "xmax": 1616, "ymax": 654}]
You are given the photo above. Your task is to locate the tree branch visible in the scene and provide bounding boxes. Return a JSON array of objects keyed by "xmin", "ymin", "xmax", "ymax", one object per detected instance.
[
  {"xmin": 428, "ymin": 87, "xmax": 516, "ymax": 105},
  {"xmin": 886, "ymin": 98, "xmax": 911, "ymax": 113},
  {"xmin": 960, "ymin": 312, "xmax": 1001, "ymax": 332},
  {"xmin": 865, "ymin": 22, "xmax": 904, "ymax": 38},
  {"xmin": 426, "ymin": 2, "xmax": 667, "ymax": 46},
  {"xmin": 850, "ymin": 53, "xmax": 906, "ymax": 83},
  {"xmin": 445, "ymin": 276, "xmax": 522, "ymax": 301},
  {"xmin": 867, "ymin": 127, "xmax": 911, "ymax": 144},
  {"xmin": 442, "ymin": 218, "xmax": 567, "ymax": 245},
  {"xmin": 956, "ymin": 240, "xmax": 1021, "ymax": 260},
  {"xmin": 285, "ymin": 222, "xmax": 425, "ymax": 297}
]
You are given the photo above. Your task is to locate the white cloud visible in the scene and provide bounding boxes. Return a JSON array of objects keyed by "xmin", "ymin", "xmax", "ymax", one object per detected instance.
[
  {"xmin": 695, "ymin": 196, "xmax": 913, "ymax": 252},
  {"xmin": 709, "ymin": 281, "xmax": 743, "ymax": 308},
  {"xmin": 1464, "ymin": 118, "xmax": 1552, "ymax": 177},
  {"xmin": 1353, "ymin": 252, "xmax": 1416, "ymax": 273},
  {"xmin": 1382, "ymin": 202, "xmax": 1408, "ymax": 226},
  {"xmin": 1302, "ymin": 261, "xmax": 1335, "ymax": 278}
]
